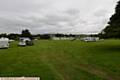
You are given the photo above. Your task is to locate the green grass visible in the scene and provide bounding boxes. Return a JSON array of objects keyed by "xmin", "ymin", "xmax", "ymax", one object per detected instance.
[{"xmin": 0, "ymin": 39, "xmax": 120, "ymax": 80}]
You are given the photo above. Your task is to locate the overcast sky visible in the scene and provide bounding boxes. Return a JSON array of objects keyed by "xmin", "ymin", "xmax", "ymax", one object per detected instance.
[{"xmin": 0, "ymin": 0, "xmax": 118, "ymax": 34}]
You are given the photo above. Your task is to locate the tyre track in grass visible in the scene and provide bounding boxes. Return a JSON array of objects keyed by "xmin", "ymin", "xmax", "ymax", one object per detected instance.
[{"xmin": 77, "ymin": 64, "xmax": 120, "ymax": 80}]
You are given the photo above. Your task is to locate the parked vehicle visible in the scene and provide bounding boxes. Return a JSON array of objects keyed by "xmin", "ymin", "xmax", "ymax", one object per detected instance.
[
  {"xmin": 0, "ymin": 37, "xmax": 9, "ymax": 48},
  {"xmin": 18, "ymin": 37, "xmax": 33, "ymax": 46}
]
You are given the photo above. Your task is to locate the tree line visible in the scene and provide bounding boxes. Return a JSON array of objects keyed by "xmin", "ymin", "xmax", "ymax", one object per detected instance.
[
  {"xmin": 0, "ymin": 29, "xmax": 99, "ymax": 40},
  {"xmin": 0, "ymin": 29, "xmax": 76, "ymax": 40}
]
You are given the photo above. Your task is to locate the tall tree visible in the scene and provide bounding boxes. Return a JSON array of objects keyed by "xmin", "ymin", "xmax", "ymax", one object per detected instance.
[
  {"xmin": 101, "ymin": 1, "xmax": 120, "ymax": 38},
  {"xmin": 21, "ymin": 29, "xmax": 32, "ymax": 39}
]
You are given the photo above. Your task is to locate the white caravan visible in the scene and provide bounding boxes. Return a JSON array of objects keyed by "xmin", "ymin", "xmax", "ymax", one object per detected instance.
[
  {"xmin": 0, "ymin": 37, "xmax": 9, "ymax": 48},
  {"xmin": 18, "ymin": 37, "xmax": 33, "ymax": 46}
]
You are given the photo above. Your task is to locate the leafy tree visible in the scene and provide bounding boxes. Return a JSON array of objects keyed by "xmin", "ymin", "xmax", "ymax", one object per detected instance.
[
  {"xmin": 0, "ymin": 33, "xmax": 7, "ymax": 38},
  {"xmin": 21, "ymin": 29, "xmax": 33, "ymax": 40},
  {"xmin": 40, "ymin": 34, "xmax": 51, "ymax": 39},
  {"xmin": 7, "ymin": 33, "xmax": 20, "ymax": 40},
  {"xmin": 101, "ymin": 0, "xmax": 120, "ymax": 38}
]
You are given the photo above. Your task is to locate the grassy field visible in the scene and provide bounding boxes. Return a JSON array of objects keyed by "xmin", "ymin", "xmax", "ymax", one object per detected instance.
[{"xmin": 0, "ymin": 40, "xmax": 120, "ymax": 80}]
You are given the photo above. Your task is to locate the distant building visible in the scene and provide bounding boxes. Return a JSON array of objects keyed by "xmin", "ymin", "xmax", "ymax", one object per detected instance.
[
  {"xmin": 51, "ymin": 36, "xmax": 75, "ymax": 40},
  {"xmin": 80, "ymin": 37, "xmax": 99, "ymax": 42}
]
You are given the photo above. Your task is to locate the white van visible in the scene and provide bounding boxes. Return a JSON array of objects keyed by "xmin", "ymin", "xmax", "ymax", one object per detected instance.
[{"xmin": 0, "ymin": 37, "xmax": 9, "ymax": 48}]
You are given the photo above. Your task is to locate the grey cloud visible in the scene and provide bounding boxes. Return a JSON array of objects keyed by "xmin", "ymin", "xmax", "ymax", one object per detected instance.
[
  {"xmin": 94, "ymin": 10, "xmax": 109, "ymax": 17},
  {"xmin": 0, "ymin": 0, "xmax": 118, "ymax": 34}
]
